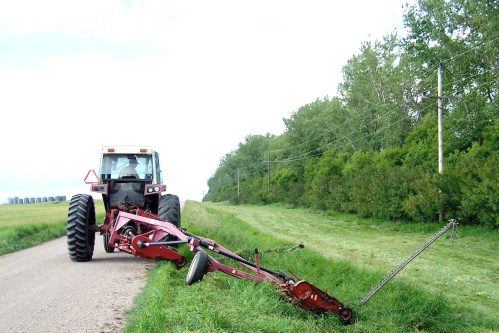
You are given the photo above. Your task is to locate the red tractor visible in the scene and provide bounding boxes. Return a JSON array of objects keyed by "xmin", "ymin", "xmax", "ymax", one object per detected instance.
[
  {"xmin": 66, "ymin": 145, "xmax": 353, "ymax": 324},
  {"xmin": 67, "ymin": 146, "xmax": 182, "ymax": 264}
]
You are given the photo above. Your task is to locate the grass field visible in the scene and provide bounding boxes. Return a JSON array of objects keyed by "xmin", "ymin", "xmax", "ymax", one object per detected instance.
[
  {"xmin": 221, "ymin": 203, "xmax": 499, "ymax": 318},
  {"xmin": 2, "ymin": 200, "xmax": 497, "ymax": 331},
  {"xmin": 123, "ymin": 201, "xmax": 499, "ymax": 332},
  {"xmin": 0, "ymin": 199, "xmax": 106, "ymax": 256}
]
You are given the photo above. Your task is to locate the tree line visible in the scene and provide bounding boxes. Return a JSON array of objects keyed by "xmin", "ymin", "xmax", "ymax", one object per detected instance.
[{"xmin": 204, "ymin": 0, "xmax": 499, "ymax": 227}]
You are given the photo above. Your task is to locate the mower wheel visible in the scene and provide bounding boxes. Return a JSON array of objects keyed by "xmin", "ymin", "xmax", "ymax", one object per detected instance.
[
  {"xmin": 174, "ymin": 256, "xmax": 187, "ymax": 269},
  {"xmin": 103, "ymin": 233, "xmax": 115, "ymax": 253},
  {"xmin": 186, "ymin": 250, "xmax": 209, "ymax": 285},
  {"xmin": 158, "ymin": 194, "xmax": 181, "ymax": 227},
  {"xmin": 339, "ymin": 307, "xmax": 355, "ymax": 325},
  {"xmin": 67, "ymin": 194, "xmax": 96, "ymax": 262}
]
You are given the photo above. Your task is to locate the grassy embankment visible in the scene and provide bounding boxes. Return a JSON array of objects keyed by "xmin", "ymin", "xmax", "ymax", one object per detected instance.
[
  {"xmin": 0, "ymin": 199, "xmax": 106, "ymax": 256},
  {"xmin": 123, "ymin": 201, "xmax": 499, "ymax": 333}
]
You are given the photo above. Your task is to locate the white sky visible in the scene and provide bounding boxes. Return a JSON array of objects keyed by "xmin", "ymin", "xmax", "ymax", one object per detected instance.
[{"xmin": 0, "ymin": 0, "xmax": 412, "ymax": 202}]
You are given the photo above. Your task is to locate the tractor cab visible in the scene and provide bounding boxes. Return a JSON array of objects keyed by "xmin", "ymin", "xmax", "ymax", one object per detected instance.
[{"xmin": 91, "ymin": 146, "xmax": 165, "ymax": 214}]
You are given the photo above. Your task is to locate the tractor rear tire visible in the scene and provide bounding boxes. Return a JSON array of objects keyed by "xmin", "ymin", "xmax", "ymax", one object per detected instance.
[
  {"xmin": 186, "ymin": 250, "xmax": 209, "ymax": 285},
  {"xmin": 67, "ymin": 194, "xmax": 96, "ymax": 262},
  {"xmin": 158, "ymin": 194, "xmax": 181, "ymax": 227},
  {"xmin": 103, "ymin": 233, "xmax": 115, "ymax": 253}
]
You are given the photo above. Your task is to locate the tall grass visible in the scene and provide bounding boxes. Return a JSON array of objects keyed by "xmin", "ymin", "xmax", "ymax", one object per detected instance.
[
  {"xmin": 123, "ymin": 201, "xmax": 498, "ymax": 332},
  {"xmin": 223, "ymin": 203, "xmax": 499, "ymax": 318}
]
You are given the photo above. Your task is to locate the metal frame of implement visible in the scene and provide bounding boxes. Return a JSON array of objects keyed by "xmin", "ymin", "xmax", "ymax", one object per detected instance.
[
  {"xmin": 103, "ymin": 200, "xmax": 459, "ymax": 325},
  {"xmin": 360, "ymin": 219, "xmax": 458, "ymax": 304},
  {"xmin": 106, "ymin": 208, "xmax": 353, "ymax": 324}
]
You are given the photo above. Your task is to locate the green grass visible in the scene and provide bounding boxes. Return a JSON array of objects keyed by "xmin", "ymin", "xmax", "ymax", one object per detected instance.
[
  {"xmin": 123, "ymin": 201, "xmax": 499, "ymax": 332},
  {"xmin": 0, "ymin": 200, "xmax": 74, "ymax": 227},
  {"xmin": 0, "ymin": 199, "xmax": 106, "ymax": 256},
  {"xmin": 0, "ymin": 220, "xmax": 68, "ymax": 256},
  {"xmin": 3, "ymin": 199, "xmax": 496, "ymax": 331},
  {"xmin": 221, "ymin": 204, "xmax": 499, "ymax": 318}
]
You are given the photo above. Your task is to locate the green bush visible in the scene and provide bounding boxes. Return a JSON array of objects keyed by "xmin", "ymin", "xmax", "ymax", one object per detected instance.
[{"xmin": 205, "ymin": 116, "xmax": 499, "ymax": 227}]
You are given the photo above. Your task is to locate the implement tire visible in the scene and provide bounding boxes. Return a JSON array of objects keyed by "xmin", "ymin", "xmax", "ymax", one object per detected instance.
[
  {"xmin": 158, "ymin": 194, "xmax": 181, "ymax": 228},
  {"xmin": 186, "ymin": 250, "xmax": 209, "ymax": 285},
  {"xmin": 103, "ymin": 233, "xmax": 115, "ymax": 253},
  {"xmin": 67, "ymin": 194, "xmax": 96, "ymax": 262}
]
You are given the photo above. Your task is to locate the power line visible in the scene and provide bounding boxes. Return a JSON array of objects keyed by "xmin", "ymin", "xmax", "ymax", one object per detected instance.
[
  {"xmin": 267, "ymin": 40, "xmax": 497, "ymax": 160},
  {"xmin": 271, "ymin": 104, "xmax": 435, "ymax": 164},
  {"xmin": 270, "ymin": 90, "xmax": 433, "ymax": 163},
  {"xmin": 208, "ymin": 38, "xmax": 499, "ymax": 191},
  {"xmin": 267, "ymin": 77, "xmax": 497, "ymax": 166},
  {"xmin": 443, "ymin": 36, "xmax": 499, "ymax": 64}
]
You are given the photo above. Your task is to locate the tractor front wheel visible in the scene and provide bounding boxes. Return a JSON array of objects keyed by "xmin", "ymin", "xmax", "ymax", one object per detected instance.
[
  {"xmin": 67, "ymin": 194, "xmax": 96, "ymax": 262},
  {"xmin": 158, "ymin": 194, "xmax": 181, "ymax": 227}
]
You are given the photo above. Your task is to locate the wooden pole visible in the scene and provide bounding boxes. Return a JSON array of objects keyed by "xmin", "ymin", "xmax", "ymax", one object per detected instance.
[
  {"xmin": 267, "ymin": 152, "xmax": 271, "ymax": 190},
  {"xmin": 438, "ymin": 62, "xmax": 443, "ymax": 175},
  {"xmin": 438, "ymin": 62, "xmax": 443, "ymax": 223}
]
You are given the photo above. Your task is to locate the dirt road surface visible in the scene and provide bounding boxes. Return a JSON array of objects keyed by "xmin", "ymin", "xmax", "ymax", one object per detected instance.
[{"xmin": 0, "ymin": 201, "xmax": 185, "ymax": 333}]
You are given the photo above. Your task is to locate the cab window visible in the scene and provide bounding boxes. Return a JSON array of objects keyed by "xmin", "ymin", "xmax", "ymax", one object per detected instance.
[
  {"xmin": 155, "ymin": 152, "xmax": 163, "ymax": 184},
  {"xmin": 100, "ymin": 154, "xmax": 153, "ymax": 180}
]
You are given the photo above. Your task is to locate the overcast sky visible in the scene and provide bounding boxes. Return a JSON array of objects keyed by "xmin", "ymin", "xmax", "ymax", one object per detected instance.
[{"xmin": 0, "ymin": 0, "xmax": 412, "ymax": 203}]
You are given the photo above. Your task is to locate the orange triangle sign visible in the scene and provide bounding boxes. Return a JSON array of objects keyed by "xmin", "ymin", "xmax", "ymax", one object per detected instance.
[{"xmin": 84, "ymin": 170, "xmax": 99, "ymax": 184}]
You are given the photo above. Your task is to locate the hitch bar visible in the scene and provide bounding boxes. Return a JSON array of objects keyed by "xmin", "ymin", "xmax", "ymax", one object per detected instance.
[
  {"xmin": 201, "ymin": 245, "xmax": 282, "ymax": 278},
  {"xmin": 137, "ymin": 239, "xmax": 190, "ymax": 248}
]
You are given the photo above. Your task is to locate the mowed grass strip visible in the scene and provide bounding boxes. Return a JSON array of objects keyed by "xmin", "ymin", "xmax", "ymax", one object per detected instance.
[
  {"xmin": 0, "ymin": 199, "xmax": 106, "ymax": 256},
  {"xmin": 219, "ymin": 203, "xmax": 499, "ymax": 321},
  {"xmin": 123, "ymin": 201, "xmax": 498, "ymax": 332}
]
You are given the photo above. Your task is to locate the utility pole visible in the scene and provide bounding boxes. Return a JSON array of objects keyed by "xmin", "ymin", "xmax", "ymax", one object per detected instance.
[
  {"xmin": 422, "ymin": 62, "xmax": 448, "ymax": 173},
  {"xmin": 237, "ymin": 168, "xmax": 240, "ymax": 197},
  {"xmin": 438, "ymin": 62, "xmax": 443, "ymax": 175},
  {"xmin": 438, "ymin": 62, "xmax": 443, "ymax": 223},
  {"xmin": 267, "ymin": 152, "xmax": 271, "ymax": 190},
  {"xmin": 422, "ymin": 62, "xmax": 453, "ymax": 223}
]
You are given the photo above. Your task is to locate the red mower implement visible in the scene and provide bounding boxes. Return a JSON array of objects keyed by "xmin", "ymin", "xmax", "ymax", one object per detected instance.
[{"xmin": 99, "ymin": 205, "xmax": 353, "ymax": 324}]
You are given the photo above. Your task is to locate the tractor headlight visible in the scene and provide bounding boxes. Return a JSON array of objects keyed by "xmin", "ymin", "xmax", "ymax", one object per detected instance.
[{"xmin": 144, "ymin": 184, "xmax": 165, "ymax": 195}]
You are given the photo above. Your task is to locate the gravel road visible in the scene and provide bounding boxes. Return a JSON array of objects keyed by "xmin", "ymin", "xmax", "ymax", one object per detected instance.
[{"xmin": 0, "ymin": 201, "xmax": 185, "ymax": 333}]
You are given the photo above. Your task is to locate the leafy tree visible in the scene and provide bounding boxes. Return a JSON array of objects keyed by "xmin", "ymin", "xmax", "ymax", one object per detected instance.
[
  {"xmin": 206, "ymin": 134, "xmax": 276, "ymax": 202},
  {"xmin": 339, "ymin": 33, "xmax": 416, "ymax": 153},
  {"xmin": 403, "ymin": 0, "xmax": 499, "ymax": 151},
  {"xmin": 204, "ymin": 0, "xmax": 499, "ymax": 228},
  {"xmin": 279, "ymin": 97, "xmax": 345, "ymax": 177}
]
